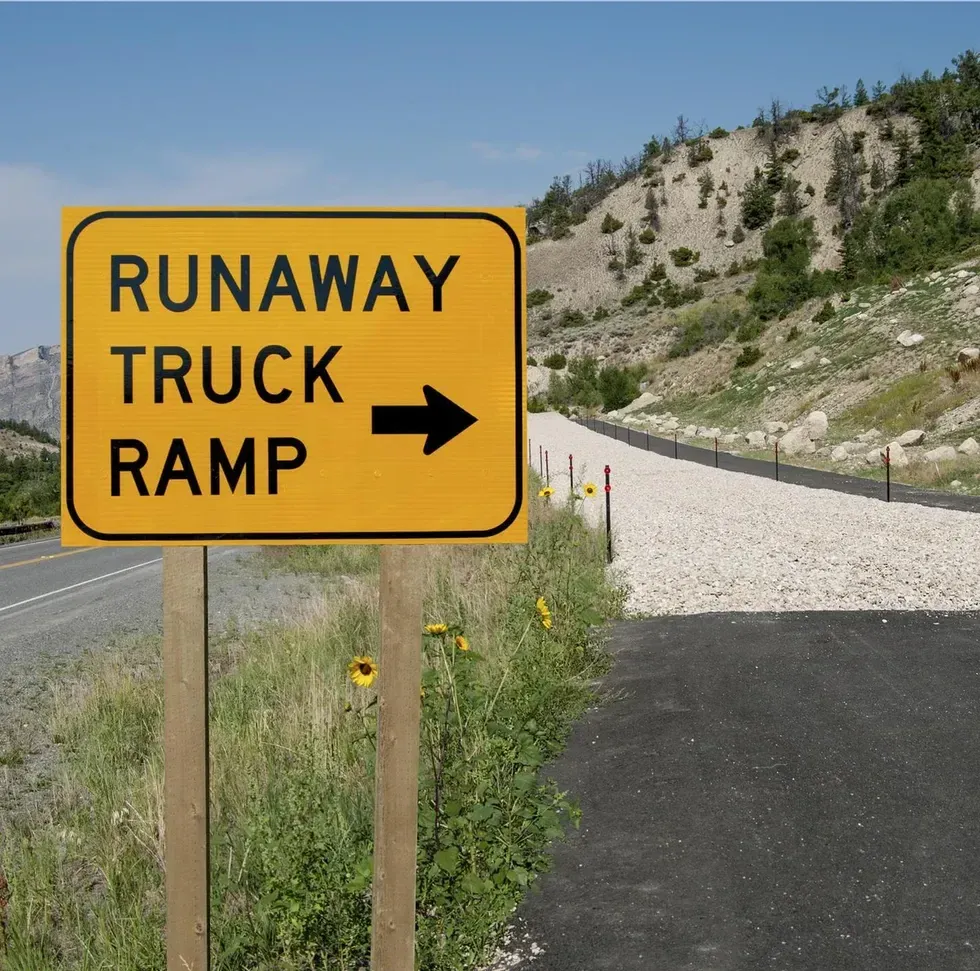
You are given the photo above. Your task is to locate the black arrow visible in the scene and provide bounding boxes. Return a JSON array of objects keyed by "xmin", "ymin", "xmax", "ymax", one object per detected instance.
[{"xmin": 371, "ymin": 385, "xmax": 478, "ymax": 455}]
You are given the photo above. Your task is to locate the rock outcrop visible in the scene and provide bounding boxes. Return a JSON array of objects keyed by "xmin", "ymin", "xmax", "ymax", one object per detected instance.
[{"xmin": 0, "ymin": 345, "xmax": 61, "ymax": 438}]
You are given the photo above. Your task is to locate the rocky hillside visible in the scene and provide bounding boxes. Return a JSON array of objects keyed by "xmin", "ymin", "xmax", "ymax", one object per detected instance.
[
  {"xmin": 0, "ymin": 424, "xmax": 58, "ymax": 459},
  {"xmin": 525, "ymin": 54, "xmax": 980, "ymax": 370},
  {"xmin": 0, "ymin": 345, "xmax": 60, "ymax": 439},
  {"xmin": 528, "ymin": 107, "xmax": 918, "ymax": 333}
]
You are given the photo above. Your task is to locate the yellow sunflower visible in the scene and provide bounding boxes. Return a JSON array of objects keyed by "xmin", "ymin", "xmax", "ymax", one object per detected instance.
[
  {"xmin": 455, "ymin": 635, "xmax": 470, "ymax": 652},
  {"xmin": 424, "ymin": 623, "xmax": 448, "ymax": 635},
  {"xmin": 583, "ymin": 482, "xmax": 598, "ymax": 498},
  {"xmin": 348, "ymin": 656, "xmax": 379, "ymax": 688},
  {"xmin": 536, "ymin": 596, "xmax": 553, "ymax": 630},
  {"xmin": 538, "ymin": 486, "xmax": 555, "ymax": 499}
]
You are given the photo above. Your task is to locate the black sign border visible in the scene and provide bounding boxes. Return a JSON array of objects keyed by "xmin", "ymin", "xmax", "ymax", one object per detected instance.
[{"xmin": 64, "ymin": 209, "xmax": 525, "ymax": 542}]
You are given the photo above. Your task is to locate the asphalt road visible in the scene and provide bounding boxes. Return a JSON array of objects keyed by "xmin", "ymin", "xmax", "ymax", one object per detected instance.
[
  {"xmin": 511, "ymin": 611, "xmax": 980, "ymax": 971},
  {"xmin": 0, "ymin": 534, "xmax": 318, "ymax": 669}
]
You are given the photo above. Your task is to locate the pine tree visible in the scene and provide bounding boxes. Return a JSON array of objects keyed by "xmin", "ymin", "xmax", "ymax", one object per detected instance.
[
  {"xmin": 601, "ymin": 212, "xmax": 624, "ymax": 234},
  {"xmin": 825, "ymin": 131, "xmax": 863, "ymax": 229},
  {"xmin": 624, "ymin": 227, "xmax": 643, "ymax": 269},
  {"xmin": 741, "ymin": 171, "xmax": 776, "ymax": 230},
  {"xmin": 777, "ymin": 175, "xmax": 803, "ymax": 217},
  {"xmin": 643, "ymin": 188, "xmax": 661, "ymax": 229},
  {"xmin": 869, "ymin": 153, "xmax": 887, "ymax": 191},
  {"xmin": 872, "ymin": 80, "xmax": 886, "ymax": 101},
  {"xmin": 892, "ymin": 129, "xmax": 914, "ymax": 188},
  {"xmin": 854, "ymin": 79, "xmax": 869, "ymax": 106}
]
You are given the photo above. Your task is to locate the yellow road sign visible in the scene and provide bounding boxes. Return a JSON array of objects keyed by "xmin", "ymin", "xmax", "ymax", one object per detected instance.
[{"xmin": 62, "ymin": 208, "xmax": 527, "ymax": 546}]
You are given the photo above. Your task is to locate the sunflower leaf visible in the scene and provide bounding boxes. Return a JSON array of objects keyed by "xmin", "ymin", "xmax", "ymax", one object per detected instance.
[
  {"xmin": 581, "ymin": 607, "xmax": 605, "ymax": 626},
  {"xmin": 434, "ymin": 847, "xmax": 460, "ymax": 874}
]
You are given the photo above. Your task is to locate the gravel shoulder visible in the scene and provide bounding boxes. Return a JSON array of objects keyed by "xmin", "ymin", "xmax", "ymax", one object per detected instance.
[{"xmin": 531, "ymin": 412, "xmax": 980, "ymax": 616}]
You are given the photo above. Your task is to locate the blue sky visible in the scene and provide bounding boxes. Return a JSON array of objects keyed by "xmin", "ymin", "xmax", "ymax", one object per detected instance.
[{"xmin": 0, "ymin": 1, "xmax": 974, "ymax": 351}]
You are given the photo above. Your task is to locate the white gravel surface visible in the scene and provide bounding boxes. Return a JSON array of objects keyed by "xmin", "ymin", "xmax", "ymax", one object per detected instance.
[{"xmin": 531, "ymin": 412, "xmax": 980, "ymax": 615}]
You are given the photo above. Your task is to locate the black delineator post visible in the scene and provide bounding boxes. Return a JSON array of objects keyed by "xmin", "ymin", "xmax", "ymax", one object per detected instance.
[
  {"xmin": 604, "ymin": 465, "xmax": 612, "ymax": 563},
  {"xmin": 545, "ymin": 450, "xmax": 550, "ymax": 485},
  {"xmin": 627, "ymin": 426, "xmax": 632, "ymax": 447},
  {"xmin": 569, "ymin": 454, "xmax": 574, "ymax": 492},
  {"xmin": 539, "ymin": 445, "xmax": 543, "ymax": 477},
  {"xmin": 886, "ymin": 446, "xmax": 891, "ymax": 502},
  {"xmin": 775, "ymin": 440, "xmax": 780, "ymax": 482},
  {"xmin": 674, "ymin": 431, "xmax": 678, "ymax": 459},
  {"xmin": 714, "ymin": 437, "xmax": 719, "ymax": 468}
]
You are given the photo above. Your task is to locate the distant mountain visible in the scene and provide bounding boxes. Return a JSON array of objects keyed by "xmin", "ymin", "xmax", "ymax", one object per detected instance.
[{"xmin": 0, "ymin": 345, "xmax": 60, "ymax": 440}]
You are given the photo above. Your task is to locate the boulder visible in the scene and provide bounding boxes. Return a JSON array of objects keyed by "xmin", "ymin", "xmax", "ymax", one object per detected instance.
[
  {"xmin": 897, "ymin": 330, "xmax": 925, "ymax": 347},
  {"xmin": 844, "ymin": 441, "xmax": 868, "ymax": 455},
  {"xmin": 865, "ymin": 448, "xmax": 884, "ymax": 465},
  {"xmin": 923, "ymin": 445, "xmax": 958, "ymax": 463},
  {"xmin": 819, "ymin": 357, "xmax": 831, "ymax": 365},
  {"xmin": 958, "ymin": 437, "xmax": 980, "ymax": 456},
  {"xmin": 963, "ymin": 283, "xmax": 980, "ymax": 297},
  {"xmin": 805, "ymin": 411, "xmax": 829, "ymax": 441},
  {"xmin": 763, "ymin": 421, "xmax": 788, "ymax": 434},
  {"xmin": 956, "ymin": 269, "xmax": 971, "ymax": 279},
  {"xmin": 721, "ymin": 433, "xmax": 738, "ymax": 445},
  {"xmin": 745, "ymin": 431, "xmax": 767, "ymax": 449},
  {"xmin": 777, "ymin": 425, "xmax": 816, "ymax": 456},
  {"xmin": 830, "ymin": 445, "xmax": 851, "ymax": 463},
  {"xmin": 662, "ymin": 419, "xmax": 679, "ymax": 431},
  {"xmin": 857, "ymin": 429, "xmax": 881, "ymax": 443},
  {"xmin": 682, "ymin": 425, "xmax": 698, "ymax": 438},
  {"xmin": 882, "ymin": 441, "xmax": 909, "ymax": 468},
  {"xmin": 788, "ymin": 360, "xmax": 804, "ymax": 370},
  {"xmin": 621, "ymin": 391, "xmax": 657, "ymax": 416},
  {"xmin": 527, "ymin": 365, "xmax": 550, "ymax": 398},
  {"xmin": 697, "ymin": 426, "xmax": 721, "ymax": 439},
  {"xmin": 958, "ymin": 347, "xmax": 980, "ymax": 364},
  {"xmin": 897, "ymin": 429, "xmax": 925, "ymax": 447}
]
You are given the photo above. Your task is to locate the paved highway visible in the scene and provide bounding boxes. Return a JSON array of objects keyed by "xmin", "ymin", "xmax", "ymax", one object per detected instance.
[{"xmin": 0, "ymin": 535, "xmax": 318, "ymax": 669}]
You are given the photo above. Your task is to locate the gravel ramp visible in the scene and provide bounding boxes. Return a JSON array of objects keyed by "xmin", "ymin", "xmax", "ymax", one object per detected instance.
[{"xmin": 530, "ymin": 412, "xmax": 980, "ymax": 616}]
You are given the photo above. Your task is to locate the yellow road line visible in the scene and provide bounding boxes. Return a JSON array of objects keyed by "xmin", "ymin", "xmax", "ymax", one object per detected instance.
[{"xmin": 0, "ymin": 547, "xmax": 91, "ymax": 571}]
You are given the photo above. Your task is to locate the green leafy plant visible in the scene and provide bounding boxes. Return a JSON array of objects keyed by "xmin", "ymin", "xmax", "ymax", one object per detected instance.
[
  {"xmin": 812, "ymin": 300, "xmax": 835, "ymax": 323},
  {"xmin": 600, "ymin": 212, "xmax": 624, "ymax": 234},
  {"xmin": 669, "ymin": 247, "xmax": 700, "ymax": 267},
  {"xmin": 528, "ymin": 289, "xmax": 554, "ymax": 308},
  {"xmin": 735, "ymin": 345, "xmax": 763, "ymax": 368}
]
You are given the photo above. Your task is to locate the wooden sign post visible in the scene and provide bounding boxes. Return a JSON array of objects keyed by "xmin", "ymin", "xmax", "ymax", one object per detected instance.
[
  {"xmin": 162, "ymin": 547, "xmax": 210, "ymax": 970},
  {"xmin": 371, "ymin": 546, "xmax": 425, "ymax": 970}
]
